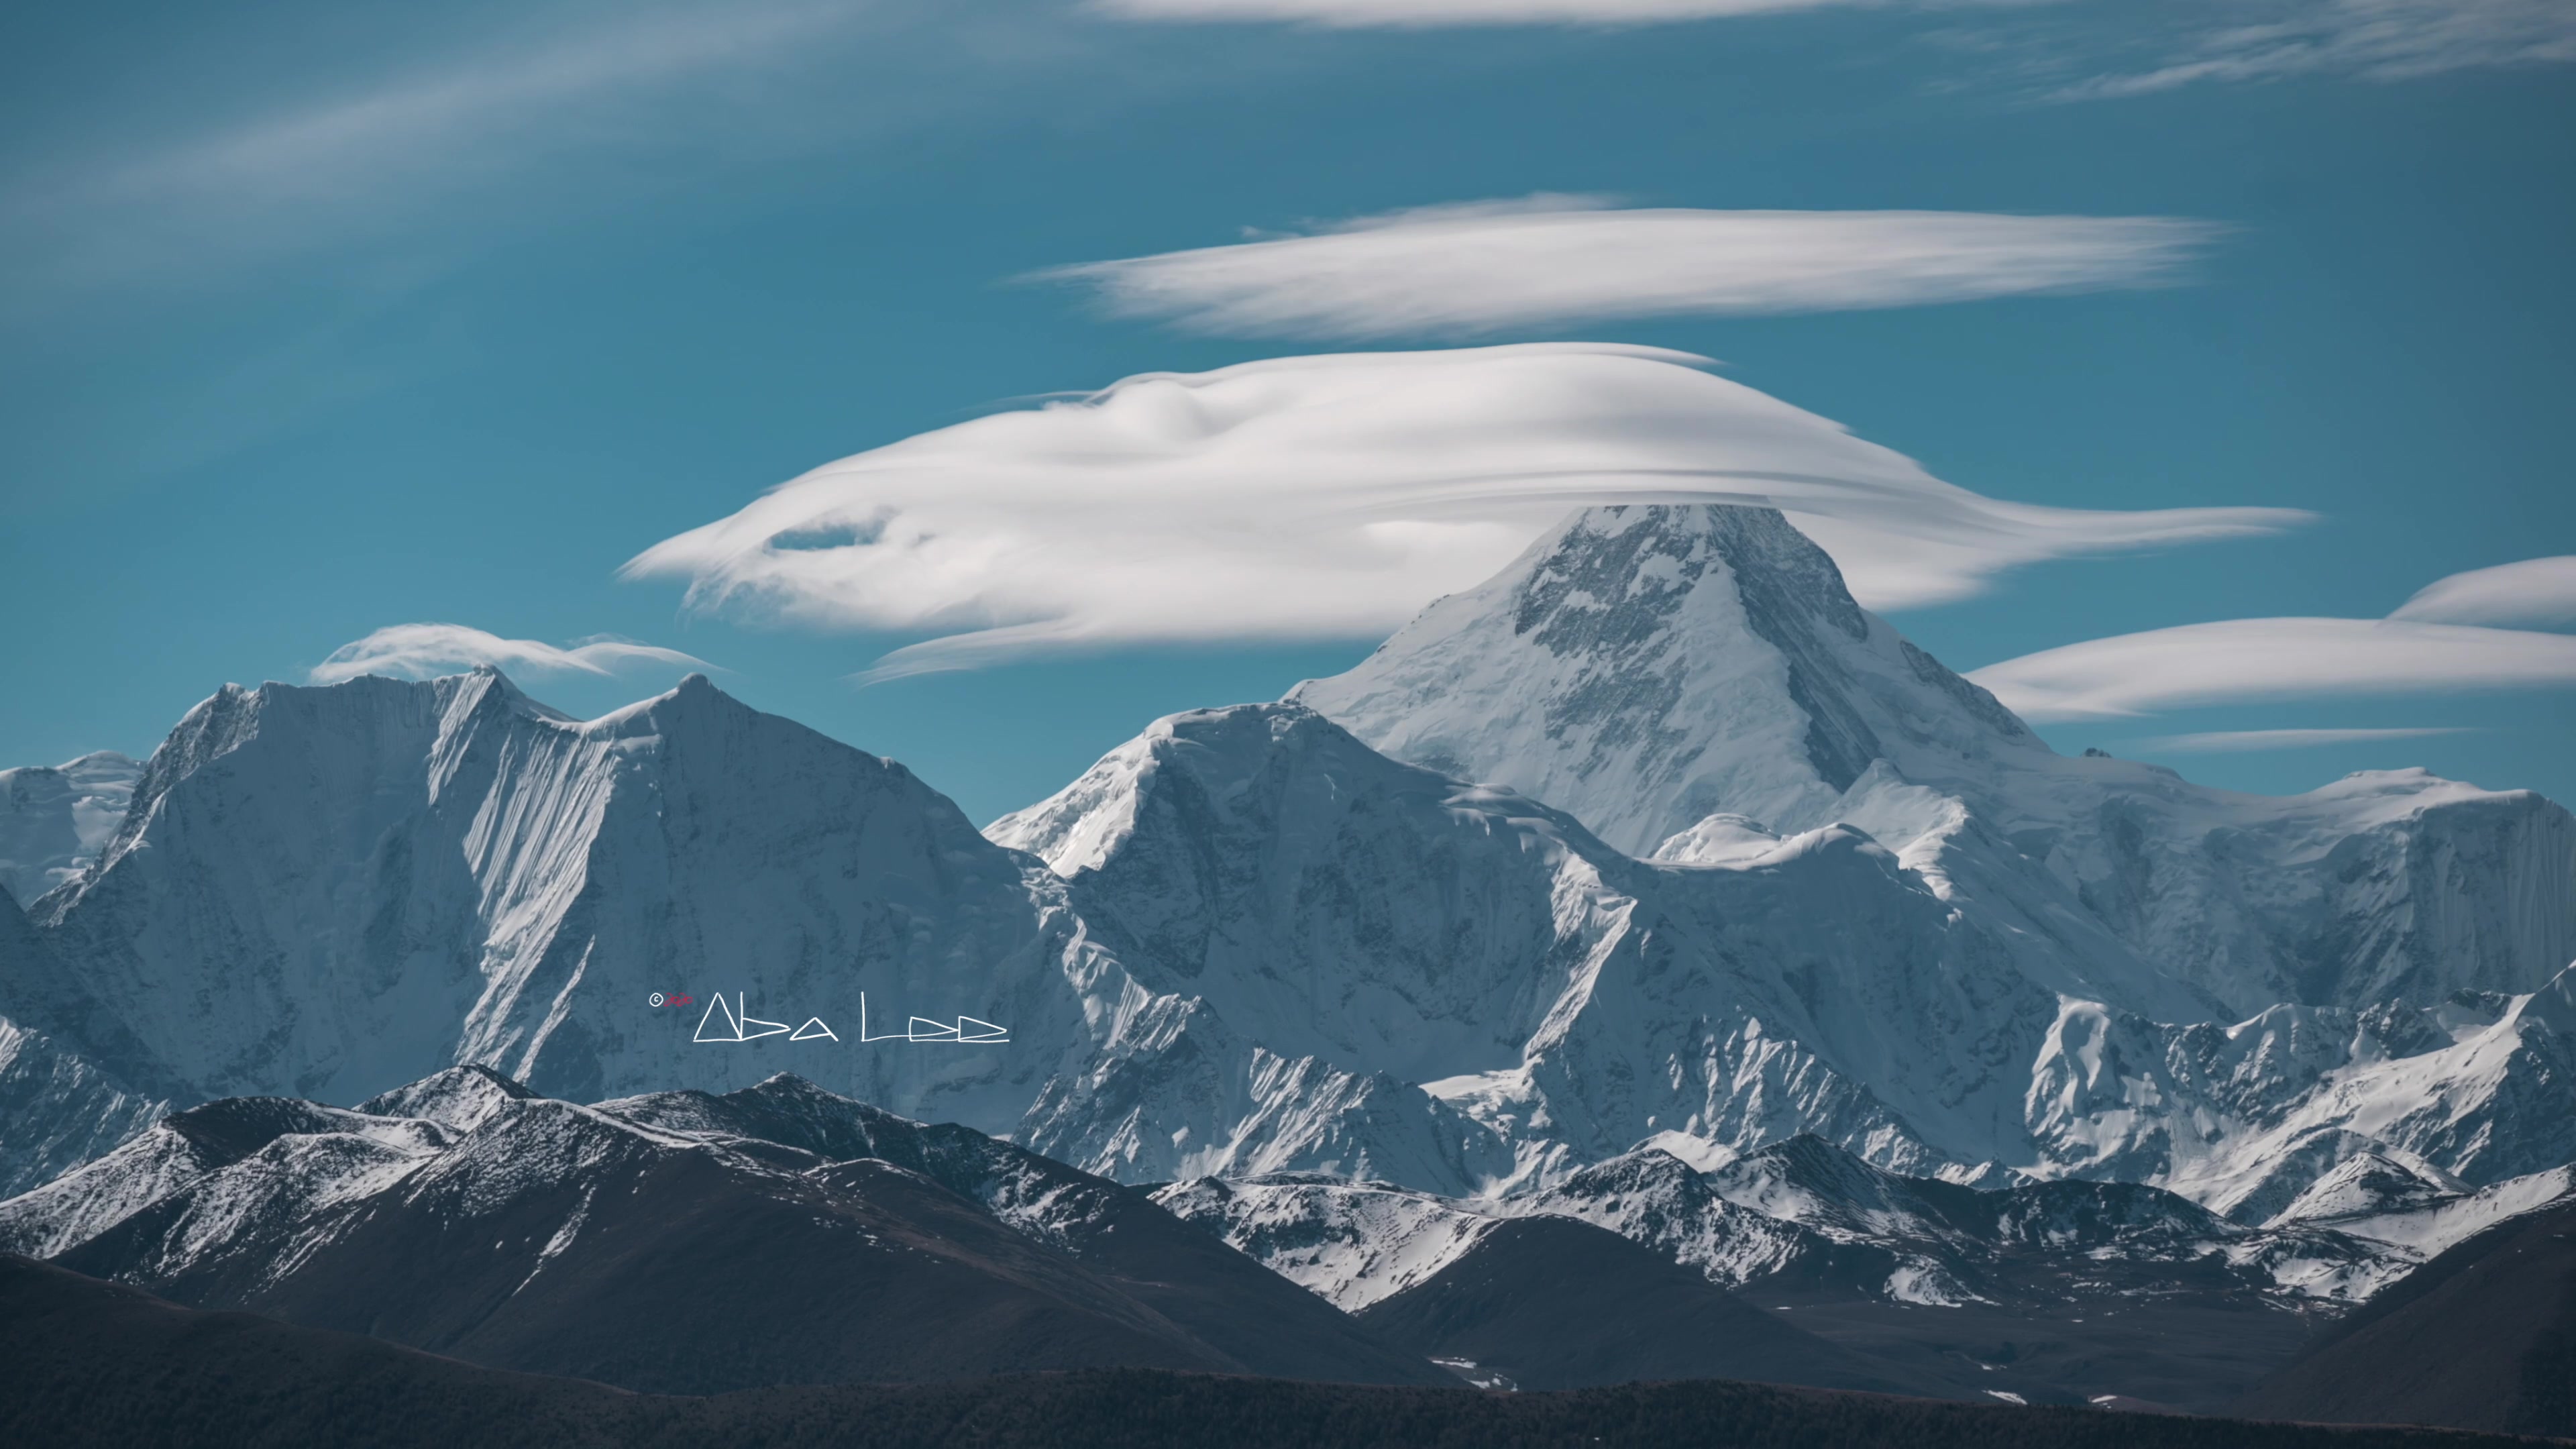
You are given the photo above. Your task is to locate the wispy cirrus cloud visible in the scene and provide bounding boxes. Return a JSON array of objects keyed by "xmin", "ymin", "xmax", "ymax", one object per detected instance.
[
  {"xmin": 83, "ymin": 4, "xmax": 857, "ymax": 208},
  {"xmin": 2121, "ymin": 727, "xmax": 2476, "ymax": 753},
  {"xmin": 2061, "ymin": 0, "xmax": 2576, "ymax": 97},
  {"xmin": 1091, "ymin": 0, "xmax": 1899, "ymax": 24},
  {"xmin": 310, "ymin": 625, "xmax": 711, "ymax": 686},
  {"xmin": 1970, "ymin": 554, "xmax": 2576, "ymax": 722},
  {"xmin": 623, "ymin": 343, "xmax": 2306, "ymax": 680},
  {"xmin": 1036, "ymin": 198, "xmax": 2222, "ymax": 340},
  {"xmin": 1, "ymin": 1, "xmax": 1038, "ymax": 290},
  {"xmin": 1097, "ymin": 0, "xmax": 2576, "ymax": 95}
]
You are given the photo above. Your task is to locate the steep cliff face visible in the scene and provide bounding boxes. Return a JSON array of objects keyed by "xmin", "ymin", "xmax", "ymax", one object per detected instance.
[
  {"xmin": 24, "ymin": 669, "xmax": 1126, "ymax": 1134},
  {"xmin": 0, "ymin": 892, "xmax": 165, "ymax": 1199}
]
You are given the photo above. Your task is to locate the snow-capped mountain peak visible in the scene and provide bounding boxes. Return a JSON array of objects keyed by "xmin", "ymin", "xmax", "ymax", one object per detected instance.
[
  {"xmin": 0, "ymin": 750, "xmax": 142, "ymax": 908},
  {"xmin": 1289, "ymin": 504, "xmax": 2041, "ymax": 858}
]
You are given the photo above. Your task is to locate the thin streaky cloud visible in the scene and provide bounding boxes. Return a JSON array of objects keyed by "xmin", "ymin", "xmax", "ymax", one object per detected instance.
[
  {"xmin": 1, "ymin": 1, "xmax": 959, "ymax": 290},
  {"xmin": 621, "ymin": 344, "xmax": 2307, "ymax": 680},
  {"xmin": 1969, "ymin": 617, "xmax": 2576, "ymax": 723},
  {"xmin": 1036, "ymin": 200, "xmax": 2222, "ymax": 340},
  {"xmin": 310, "ymin": 625, "xmax": 712, "ymax": 686},
  {"xmin": 2123, "ymin": 727, "xmax": 2477, "ymax": 754},
  {"xmin": 89, "ymin": 5, "xmax": 856, "ymax": 207},
  {"xmin": 2061, "ymin": 0, "xmax": 2576, "ymax": 98},
  {"xmin": 1091, "ymin": 0, "xmax": 1883, "ymax": 25},
  {"xmin": 2389, "ymin": 555, "xmax": 2576, "ymax": 629}
]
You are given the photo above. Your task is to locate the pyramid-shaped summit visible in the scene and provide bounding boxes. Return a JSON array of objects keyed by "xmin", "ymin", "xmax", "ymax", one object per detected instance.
[{"xmin": 1291, "ymin": 504, "xmax": 2041, "ymax": 858}]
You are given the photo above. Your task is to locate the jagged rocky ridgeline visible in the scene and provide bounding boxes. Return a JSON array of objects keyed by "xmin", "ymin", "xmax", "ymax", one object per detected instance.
[
  {"xmin": 0, "ymin": 1067, "xmax": 1450, "ymax": 1392},
  {"xmin": 8, "ymin": 1067, "xmax": 2564, "ymax": 1413},
  {"xmin": 3, "ymin": 503, "xmax": 2571, "ymax": 1220}
]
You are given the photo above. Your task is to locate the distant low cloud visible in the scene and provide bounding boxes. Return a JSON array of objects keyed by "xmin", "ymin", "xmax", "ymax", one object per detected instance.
[
  {"xmin": 1036, "ymin": 199, "xmax": 2222, "ymax": 340},
  {"xmin": 1973, "ymin": 551, "xmax": 2576, "ymax": 722},
  {"xmin": 624, "ymin": 343, "xmax": 2306, "ymax": 680},
  {"xmin": 2065, "ymin": 0, "xmax": 2576, "ymax": 97},
  {"xmin": 1093, "ymin": 0, "xmax": 1884, "ymax": 25},
  {"xmin": 311, "ymin": 625, "xmax": 710, "ymax": 686},
  {"xmin": 2122, "ymin": 727, "xmax": 2475, "ymax": 753},
  {"xmin": 2390, "ymin": 555, "xmax": 2576, "ymax": 628},
  {"xmin": 1970, "ymin": 619, "xmax": 2576, "ymax": 722}
]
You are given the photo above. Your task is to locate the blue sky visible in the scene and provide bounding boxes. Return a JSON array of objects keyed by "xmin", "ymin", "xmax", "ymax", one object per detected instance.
[{"xmin": 3, "ymin": 0, "xmax": 2571, "ymax": 825}]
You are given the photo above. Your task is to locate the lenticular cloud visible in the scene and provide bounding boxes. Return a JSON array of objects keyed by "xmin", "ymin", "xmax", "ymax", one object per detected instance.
[
  {"xmin": 311, "ymin": 625, "xmax": 709, "ymax": 686},
  {"xmin": 1035, "ymin": 199, "xmax": 2221, "ymax": 340},
  {"xmin": 1968, "ymin": 618, "xmax": 2576, "ymax": 722},
  {"xmin": 623, "ymin": 344, "xmax": 2307, "ymax": 680},
  {"xmin": 2390, "ymin": 555, "xmax": 2576, "ymax": 628}
]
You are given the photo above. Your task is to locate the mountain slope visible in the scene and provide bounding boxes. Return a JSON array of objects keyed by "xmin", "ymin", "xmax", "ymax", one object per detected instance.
[
  {"xmin": 1278, "ymin": 502, "xmax": 2576, "ymax": 1203},
  {"xmin": 2235, "ymin": 1197, "xmax": 2576, "ymax": 1437},
  {"xmin": 26, "ymin": 670, "xmax": 1110, "ymax": 1127},
  {"xmin": 1289, "ymin": 504, "xmax": 2044, "ymax": 860},
  {"xmin": 1160, "ymin": 1136, "xmax": 2456, "ymax": 1411},
  {"xmin": 9, "ymin": 506, "xmax": 2570, "ymax": 1222},
  {"xmin": 595, "ymin": 1074, "xmax": 1440, "ymax": 1386},
  {"xmin": 0, "ymin": 751, "xmax": 139, "ymax": 908},
  {"xmin": 992, "ymin": 690, "xmax": 2576, "ymax": 1206},
  {"xmin": 4, "ymin": 669, "xmax": 1514, "ymax": 1200},
  {"xmin": 9, "ymin": 1258, "xmax": 2544, "ymax": 1449},
  {"xmin": 4, "ymin": 1069, "xmax": 1446, "ymax": 1391},
  {"xmin": 995, "ymin": 699, "xmax": 2125, "ymax": 1184},
  {"xmin": 1352, "ymin": 1214, "xmax": 1943, "ymax": 1394},
  {"xmin": 0, "ymin": 892, "xmax": 164, "ymax": 1199},
  {"xmin": 1292, "ymin": 504, "xmax": 2576, "ymax": 1020}
]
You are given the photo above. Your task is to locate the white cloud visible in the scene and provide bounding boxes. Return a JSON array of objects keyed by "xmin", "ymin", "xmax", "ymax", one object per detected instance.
[
  {"xmin": 1037, "ymin": 199, "xmax": 2222, "ymax": 340},
  {"xmin": 1969, "ymin": 618, "xmax": 2576, "ymax": 722},
  {"xmin": 87, "ymin": 5, "xmax": 855, "ymax": 208},
  {"xmin": 1091, "ymin": 0, "xmax": 1882, "ymax": 25},
  {"xmin": 1, "ymin": 1, "xmax": 1015, "ymax": 290},
  {"xmin": 2066, "ymin": 0, "xmax": 2576, "ymax": 97},
  {"xmin": 2122, "ymin": 727, "xmax": 2474, "ymax": 753},
  {"xmin": 2389, "ymin": 555, "xmax": 2576, "ymax": 628},
  {"xmin": 623, "ymin": 343, "xmax": 2307, "ymax": 680},
  {"xmin": 310, "ymin": 625, "xmax": 711, "ymax": 686}
]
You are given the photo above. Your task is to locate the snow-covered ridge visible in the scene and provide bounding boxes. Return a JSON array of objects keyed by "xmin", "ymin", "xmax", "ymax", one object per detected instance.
[
  {"xmin": 998, "ymin": 686, "xmax": 2576, "ymax": 1209},
  {"xmin": 1154, "ymin": 1134, "xmax": 2508, "ymax": 1314},
  {"xmin": 3, "ymin": 501, "xmax": 2570, "ymax": 1232},
  {"xmin": 1289, "ymin": 504, "xmax": 2042, "ymax": 859},
  {"xmin": 20, "ymin": 668, "xmax": 1118, "ymax": 1126},
  {"xmin": 1295, "ymin": 504, "xmax": 2576, "ymax": 1018}
]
